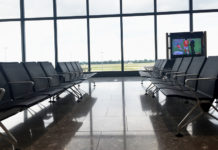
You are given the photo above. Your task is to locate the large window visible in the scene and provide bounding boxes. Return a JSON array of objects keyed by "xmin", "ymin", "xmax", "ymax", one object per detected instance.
[
  {"xmin": 194, "ymin": 13, "xmax": 218, "ymax": 56},
  {"xmin": 0, "ymin": 0, "xmax": 20, "ymax": 19},
  {"xmin": 157, "ymin": 14, "xmax": 189, "ymax": 59},
  {"xmin": 193, "ymin": 0, "xmax": 218, "ymax": 10},
  {"xmin": 123, "ymin": 16, "xmax": 154, "ymax": 71},
  {"xmin": 0, "ymin": 22, "xmax": 22, "ymax": 62},
  {"xmin": 90, "ymin": 18, "xmax": 121, "ymax": 71},
  {"xmin": 56, "ymin": 0, "xmax": 86, "ymax": 16},
  {"xmin": 58, "ymin": 19, "xmax": 88, "ymax": 71},
  {"xmin": 157, "ymin": 0, "xmax": 189, "ymax": 12},
  {"xmin": 25, "ymin": 0, "xmax": 53, "ymax": 18},
  {"xmin": 1, "ymin": 0, "xmax": 218, "ymax": 73},
  {"xmin": 123, "ymin": 0, "xmax": 153, "ymax": 13},
  {"xmin": 89, "ymin": 0, "xmax": 120, "ymax": 15},
  {"xmin": 25, "ymin": 21, "xmax": 55, "ymax": 65}
]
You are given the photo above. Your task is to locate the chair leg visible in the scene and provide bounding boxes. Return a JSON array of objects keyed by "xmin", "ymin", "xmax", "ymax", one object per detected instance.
[
  {"xmin": 145, "ymin": 83, "xmax": 154, "ymax": 94},
  {"xmin": 176, "ymin": 101, "xmax": 210, "ymax": 136},
  {"xmin": 91, "ymin": 79, "xmax": 96, "ymax": 86},
  {"xmin": 141, "ymin": 78, "xmax": 145, "ymax": 84},
  {"xmin": 0, "ymin": 122, "xmax": 17, "ymax": 145},
  {"xmin": 177, "ymin": 102, "xmax": 200, "ymax": 131},
  {"xmin": 69, "ymin": 87, "xmax": 81, "ymax": 99}
]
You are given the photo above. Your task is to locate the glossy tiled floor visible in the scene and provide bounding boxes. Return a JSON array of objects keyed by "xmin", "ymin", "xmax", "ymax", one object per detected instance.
[{"xmin": 1, "ymin": 77, "xmax": 218, "ymax": 150}]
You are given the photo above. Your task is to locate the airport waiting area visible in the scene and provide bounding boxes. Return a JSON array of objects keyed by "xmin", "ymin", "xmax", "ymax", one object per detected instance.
[{"xmin": 1, "ymin": 0, "xmax": 218, "ymax": 150}]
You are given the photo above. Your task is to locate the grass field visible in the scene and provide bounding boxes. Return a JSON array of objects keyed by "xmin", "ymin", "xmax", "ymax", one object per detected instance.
[{"xmin": 81, "ymin": 62, "xmax": 154, "ymax": 72}]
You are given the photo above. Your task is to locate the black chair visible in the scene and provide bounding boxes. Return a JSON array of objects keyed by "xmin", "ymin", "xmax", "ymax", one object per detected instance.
[
  {"xmin": 0, "ymin": 62, "xmax": 49, "ymax": 106},
  {"xmin": 145, "ymin": 57, "xmax": 183, "ymax": 94},
  {"xmin": 150, "ymin": 57, "xmax": 193, "ymax": 95},
  {"xmin": 39, "ymin": 62, "xmax": 64, "ymax": 88},
  {"xmin": 160, "ymin": 56, "xmax": 218, "ymax": 135},
  {"xmin": 155, "ymin": 56, "xmax": 206, "ymax": 91},
  {"xmin": 65, "ymin": 62, "xmax": 81, "ymax": 83},
  {"xmin": 0, "ymin": 70, "xmax": 25, "ymax": 146},
  {"xmin": 23, "ymin": 62, "xmax": 66, "ymax": 97},
  {"xmin": 56, "ymin": 62, "xmax": 73, "ymax": 82},
  {"xmin": 142, "ymin": 59, "xmax": 161, "ymax": 72},
  {"xmin": 75, "ymin": 62, "xmax": 97, "ymax": 80},
  {"xmin": 0, "ymin": 86, "xmax": 20, "ymax": 147},
  {"xmin": 72, "ymin": 62, "xmax": 96, "ymax": 86},
  {"xmin": 139, "ymin": 59, "xmax": 168, "ymax": 84},
  {"xmin": 39, "ymin": 62, "xmax": 83, "ymax": 99}
]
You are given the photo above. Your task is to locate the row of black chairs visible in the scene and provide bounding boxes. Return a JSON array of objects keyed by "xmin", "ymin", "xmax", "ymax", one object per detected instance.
[
  {"xmin": 56, "ymin": 61, "xmax": 96, "ymax": 87},
  {"xmin": 139, "ymin": 56, "xmax": 218, "ymax": 136},
  {"xmin": 0, "ymin": 61, "xmax": 96, "ymax": 148}
]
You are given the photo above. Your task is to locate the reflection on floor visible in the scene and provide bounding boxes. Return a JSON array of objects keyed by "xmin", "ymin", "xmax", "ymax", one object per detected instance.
[{"xmin": 1, "ymin": 77, "xmax": 218, "ymax": 150}]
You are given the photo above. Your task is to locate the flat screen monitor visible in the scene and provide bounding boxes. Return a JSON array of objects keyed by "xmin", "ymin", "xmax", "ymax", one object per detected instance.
[{"xmin": 170, "ymin": 32, "xmax": 205, "ymax": 58}]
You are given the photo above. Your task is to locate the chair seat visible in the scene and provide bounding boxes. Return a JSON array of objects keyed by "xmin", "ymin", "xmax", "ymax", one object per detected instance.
[
  {"xmin": 40, "ymin": 87, "xmax": 65, "ymax": 96},
  {"xmin": 151, "ymin": 79, "xmax": 174, "ymax": 84},
  {"xmin": 156, "ymin": 84, "xmax": 195, "ymax": 92},
  {"xmin": 0, "ymin": 100, "xmax": 22, "ymax": 112},
  {"xmin": 16, "ymin": 94, "xmax": 49, "ymax": 107},
  {"xmin": 81, "ymin": 73, "xmax": 96, "ymax": 80},
  {"xmin": 139, "ymin": 71, "xmax": 152, "ymax": 77},
  {"xmin": 160, "ymin": 89, "xmax": 213, "ymax": 100}
]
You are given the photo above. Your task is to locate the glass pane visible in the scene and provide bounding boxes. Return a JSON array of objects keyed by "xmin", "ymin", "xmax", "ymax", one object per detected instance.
[
  {"xmin": 0, "ymin": 22, "xmax": 22, "ymax": 62},
  {"xmin": 25, "ymin": 0, "xmax": 53, "ymax": 18},
  {"xmin": 123, "ymin": 0, "xmax": 153, "ymax": 13},
  {"xmin": 90, "ymin": 18, "xmax": 121, "ymax": 71},
  {"xmin": 157, "ymin": 14, "xmax": 189, "ymax": 59},
  {"xmin": 194, "ymin": 13, "xmax": 218, "ymax": 56},
  {"xmin": 26, "ymin": 21, "xmax": 55, "ymax": 65},
  {"xmin": 157, "ymin": 0, "xmax": 189, "ymax": 12},
  {"xmin": 123, "ymin": 16, "xmax": 155, "ymax": 71},
  {"xmin": 56, "ymin": 0, "xmax": 86, "ymax": 16},
  {"xmin": 89, "ymin": 0, "xmax": 120, "ymax": 15},
  {"xmin": 58, "ymin": 19, "xmax": 88, "ymax": 71},
  {"xmin": 0, "ymin": 0, "xmax": 20, "ymax": 19},
  {"xmin": 193, "ymin": 0, "xmax": 218, "ymax": 10}
]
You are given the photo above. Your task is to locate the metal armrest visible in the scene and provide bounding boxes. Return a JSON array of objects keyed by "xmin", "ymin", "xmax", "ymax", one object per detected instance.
[
  {"xmin": 173, "ymin": 74, "xmax": 198, "ymax": 79},
  {"xmin": 33, "ymin": 77, "xmax": 52, "ymax": 80},
  {"xmin": 185, "ymin": 77, "xmax": 217, "ymax": 85},
  {"xmin": 0, "ymin": 88, "xmax": 5, "ymax": 101},
  {"xmin": 184, "ymin": 77, "xmax": 218, "ymax": 97},
  {"xmin": 9, "ymin": 81, "xmax": 34, "ymax": 85},
  {"xmin": 172, "ymin": 71, "xmax": 185, "ymax": 75},
  {"xmin": 51, "ymin": 74, "xmax": 65, "ymax": 77},
  {"xmin": 165, "ymin": 71, "xmax": 177, "ymax": 76}
]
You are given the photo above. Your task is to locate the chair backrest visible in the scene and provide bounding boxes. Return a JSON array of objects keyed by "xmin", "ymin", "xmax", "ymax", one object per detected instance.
[
  {"xmin": 56, "ymin": 62, "xmax": 71, "ymax": 82},
  {"xmin": 65, "ymin": 62, "xmax": 77, "ymax": 79},
  {"xmin": 71, "ymin": 62, "xmax": 80, "ymax": 73},
  {"xmin": 156, "ymin": 60, "xmax": 163, "ymax": 69},
  {"xmin": 180, "ymin": 56, "xmax": 206, "ymax": 87},
  {"xmin": 23, "ymin": 62, "xmax": 50, "ymax": 92},
  {"xmin": 154, "ymin": 60, "xmax": 161, "ymax": 68},
  {"xmin": 39, "ymin": 62, "xmax": 60, "ymax": 87},
  {"xmin": 65, "ymin": 62, "xmax": 75, "ymax": 73},
  {"xmin": 177, "ymin": 57, "xmax": 192, "ymax": 73},
  {"xmin": 0, "ymin": 62, "xmax": 34, "ymax": 99},
  {"xmin": 171, "ymin": 57, "xmax": 183, "ymax": 72},
  {"xmin": 0, "ymin": 70, "xmax": 12, "ymax": 101},
  {"xmin": 56, "ymin": 62, "xmax": 69, "ymax": 73},
  {"xmin": 197, "ymin": 56, "xmax": 218, "ymax": 99},
  {"xmin": 159, "ymin": 59, "xmax": 167, "ymax": 71},
  {"xmin": 75, "ymin": 62, "xmax": 83, "ymax": 73}
]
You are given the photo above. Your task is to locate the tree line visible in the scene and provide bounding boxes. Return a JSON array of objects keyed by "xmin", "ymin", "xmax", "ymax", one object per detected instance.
[{"xmin": 80, "ymin": 59, "xmax": 154, "ymax": 65}]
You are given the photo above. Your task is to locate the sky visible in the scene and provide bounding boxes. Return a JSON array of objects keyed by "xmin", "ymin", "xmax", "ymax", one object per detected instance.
[{"xmin": 0, "ymin": 0, "xmax": 218, "ymax": 64}]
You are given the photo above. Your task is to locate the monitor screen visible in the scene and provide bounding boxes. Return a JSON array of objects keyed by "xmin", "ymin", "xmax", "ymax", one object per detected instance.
[
  {"xmin": 172, "ymin": 38, "xmax": 202, "ymax": 56},
  {"xmin": 170, "ymin": 32, "xmax": 205, "ymax": 58}
]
